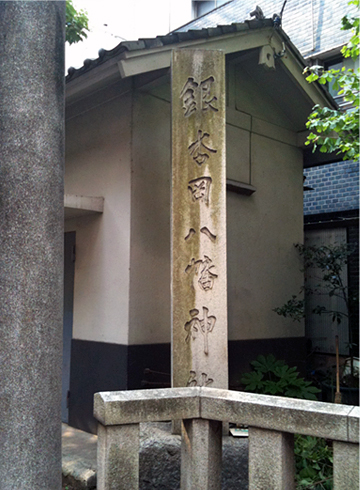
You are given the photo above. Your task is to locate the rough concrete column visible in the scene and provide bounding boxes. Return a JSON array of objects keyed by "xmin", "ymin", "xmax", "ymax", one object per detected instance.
[
  {"xmin": 333, "ymin": 441, "xmax": 359, "ymax": 490},
  {"xmin": 97, "ymin": 423, "xmax": 140, "ymax": 490},
  {"xmin": 0, "ymin": 2, "xmax": 65, "ymax": 488},
  {"xmin": 248, "ymin": 427, "xmax": 295, "ymax": 490},
  {"xmin": 181, "ymin": 418, "xmax": 222, "ymax": 490}
]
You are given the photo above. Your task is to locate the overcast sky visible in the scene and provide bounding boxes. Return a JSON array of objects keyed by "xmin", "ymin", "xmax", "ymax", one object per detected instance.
[{"xmin": 66, "ymin": 0, "xmax": 188, "ymax": 69}]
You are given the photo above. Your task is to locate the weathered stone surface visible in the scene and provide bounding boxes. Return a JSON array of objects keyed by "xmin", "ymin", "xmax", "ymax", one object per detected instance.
[
  {"xmin": 171, "ymin": 49, "xmax": 228, "ymax": 394},
  {"xmin": 181, "ymin": 418, "xmax": 222, "ymax": 490},
  {"xmin": 95, "ymin": 387, "xmax": 359, "ymax": 442},
  {"xmin": 347, "ymin": 406, "xmax": 360, "ymax": 443},
  {"xmin": 62, "ymin": 424, "xmax": 97, "ymax": 489},
  {"xmin": 200, "ymin": 388, "xmax": 357, "ymax": 441},
  {"xmin": 139, "ymin": 423, "xmax": 182, "ymax": 490},
  {"xmin": 97, "ymin": 423, "xmax": 140, "ymax": 490},
  {"xmin": 94, "ymin": 388, "xmax": 201, "ymax": 426},
  {"xmin": 0, "ymin": 2, "xmax": 65, "ymax": 489},
  {"xmin": 62, "ymin": 422, "xmax": 249, "ymax": 489},
  {"xmin": 333, "ymin": 441, "xmax": 359, "ymax": 490},
  {"xmin": 94, "ymin": 388, "xmax": 359, "ymax": 488},
  {"xmin": 139, "ymin": 423, "xmax": 248, "ymax": 490},
  {"xmin": 248, "ymin": 427, "xmax": 295, "ymax": 490}
]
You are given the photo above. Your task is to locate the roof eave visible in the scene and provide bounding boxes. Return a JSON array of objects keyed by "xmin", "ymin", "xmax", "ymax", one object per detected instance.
[
  {"xmin": 66, "ymin": 25, "xmax": 336, "ymax": 111},
  {"xmin": 66, "ymin": 26, "xmax": 272, "ymax": 102}
]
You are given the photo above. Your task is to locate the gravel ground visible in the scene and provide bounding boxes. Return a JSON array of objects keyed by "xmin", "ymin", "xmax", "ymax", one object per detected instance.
[{"xmin": 62, "ymin": 476, "xmax": 95, "ymax": 490}]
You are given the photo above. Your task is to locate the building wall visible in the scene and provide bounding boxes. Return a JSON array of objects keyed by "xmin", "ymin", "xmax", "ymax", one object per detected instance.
[
  {"xmin": 227, "ymin": 134, "xmax": 304, "ymax": 341},
  {"xmin": 348, "ymin": 223, "xmax": 359, "ymax": 350},
  {"xmin": 64, "ymin": 92, "xmax": 133, "ymax": 431},
  {"xmin": 304, "ymin": 161, "xmax": 359, "ymax": 215},
  {"xmin": 176, "ymin": 0, "xmax": 357, "ymax": 60},
  {"xmin": 65, "ymin": 93, "xmax": 132, "ymax": 345},
  {"xmin": 129, "ymin": 91, "xmax": 172, "ymax": 345},
  {"xmin": 64, "ymin": 66, "xmax": 306, "ymax": 431},
  {"xmin": 303, "ymin": 213, "xmax": 359, "ymax": 357},
  {"xmin": 303, "ymin": 156, "xmax": 359, "ymax": 356},
  {"xmin": 129, "ymin": 75, "xmax": 304, "ymax": 347}
]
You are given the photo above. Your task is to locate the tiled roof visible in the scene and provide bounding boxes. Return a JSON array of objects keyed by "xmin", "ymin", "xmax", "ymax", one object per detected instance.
[
  {"xmin": 66, "ymin": 19, "xmax": 275, "ymax": 82},
  {"xmin": 175, "ymin": 0, "xmax": 356, "ymax": 58}
]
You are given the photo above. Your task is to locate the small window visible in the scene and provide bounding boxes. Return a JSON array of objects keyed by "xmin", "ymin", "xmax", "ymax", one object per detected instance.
[
  {"xmin": 193, "ymin": 0, "xmax": 228, "ymax": 18},
  {"xmin": 325, "ymin": 57, "xmax": 358, "ymax": 108}
]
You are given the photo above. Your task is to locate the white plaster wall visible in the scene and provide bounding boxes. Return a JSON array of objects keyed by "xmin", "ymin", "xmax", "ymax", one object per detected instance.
[
  {"xmin": 129, "ymin": 92, "xmax": 171, "ymax": 345},
  {"xmin": 65, "ymin": 94, "xmax": 132, "ymax": 345},
  {"xmin": 227, "ymin": 133, "xmax": 304, "ymax": 341}
]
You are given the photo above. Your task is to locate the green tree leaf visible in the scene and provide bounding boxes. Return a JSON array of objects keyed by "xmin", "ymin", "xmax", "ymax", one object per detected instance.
[
  {"xmin": 66, "ymin": 0, "xmax": 89, "ymax": 45},
  {"xmin": 303, "ymin": 1, "xmax": 359, "ymax": 161}
]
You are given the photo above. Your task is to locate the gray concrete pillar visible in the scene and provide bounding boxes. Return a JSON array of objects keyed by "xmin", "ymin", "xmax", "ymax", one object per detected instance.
[
  {"xmin": 97, "ymin": 423, "xmax": 140, "ymax": 490},
  {"xmin": 181, "ymin": 418, "xmax": 222, "ymax": 490},
  {"xmin": 0, "ymin": 2, "xmax": 65, "ymax": 488},
  {"xmin": 333, "ymin": 441, "xmax": 359, "ymax": 490},
  {"xmin": 248, "ymin": 427, "xmax": 295, "ymax": 490}
]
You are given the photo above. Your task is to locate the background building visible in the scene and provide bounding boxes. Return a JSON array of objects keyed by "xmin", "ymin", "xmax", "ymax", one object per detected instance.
[
  {"xmin": 178, "ymin": 0, "xmax": 359, "ymax": 360},
  {"xmin": 63, "ymin": 0, "xmax": 358, "ymax": 432}
]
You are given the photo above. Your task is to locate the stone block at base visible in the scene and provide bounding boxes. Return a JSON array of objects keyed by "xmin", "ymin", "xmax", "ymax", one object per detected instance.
[{"xmin": 62, "ymin": 422, "xmax": 249, "ymax": 489}]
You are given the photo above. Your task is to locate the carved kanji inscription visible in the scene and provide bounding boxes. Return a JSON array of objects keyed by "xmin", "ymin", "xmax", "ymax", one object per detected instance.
[
  {"xmin": 184, "ymin": 306, "xmax": 216, "ymax": 355},
  {"xmin": 179, "ymin": 77, "xmax": 198, "ymax": 117},
  {"xmin": 184, "ymin": 228, "xmax": 196, "ymax": 241},
  {"xmin": 188, "ymin": 176, "xmax": 212, "ymax": 205},
  {"xmin": 180, "ymin": 76, "xmax": 218, "ymax": 117},
  {"xmin": 184, "ymin": 227, "xmax": 217, "ymax": 242},
  {"xmin": 200, "ymin": 227, "xmax": 216, "ymax": 242},
  {"xmin": 185, "ymin": 255, "xmax": 218, "ymax": 291},
  {"xmin": 188, "ymin": 130, "xmax": 217, "ymax": 165},
  {"xmin": 186, "ymin": 370, "xmax": 214, "ymax": 387},
  {"xmin": 199, "ymin": 77, "xmax": 218, "ymax": 113},
  {"xmin": 172, "ymin": 49, "xmax": 227, "ymax": 396}
]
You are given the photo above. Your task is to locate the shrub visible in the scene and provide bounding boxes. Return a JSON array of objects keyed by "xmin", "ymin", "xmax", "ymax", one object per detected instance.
[{"xmin": 240, "ymin": 354, "xmax": 321, "ymax": 400}]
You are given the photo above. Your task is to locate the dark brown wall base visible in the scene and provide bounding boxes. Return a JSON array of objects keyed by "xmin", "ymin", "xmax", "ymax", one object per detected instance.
[
  {"xmin": 68, "ymin": 336, "xmax": 306, "ymax": 433},
  {"xmin": 228, "ymin": 337, "xmax": 307, "ymax": 388},
  {"xmin": 127, "ymin": 343, "xmax": 171, "ymax": 390},
  {"xmin": 68, "ymin": 339, "xmax": 128, "ymax": 434}
]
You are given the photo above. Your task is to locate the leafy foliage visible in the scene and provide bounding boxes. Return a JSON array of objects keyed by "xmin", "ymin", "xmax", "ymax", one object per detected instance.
[
  {"xmin": 341, "ymin": 1, "xmax": 359, "ymax": 61},
  {"xmin": 240, "ymin": 354, "xmax": 321, "ymax": 400},
  {"xmin": 66, "ymin": 0, "xmax": 89, "ymax": 45},
  {"xmin": 303, "ymin": 0, "xmax": 359, "ymax": 161},
  {"xmin": 295, "ymin": 435, "xmax": 333, "ymax": 490},
  {"xmin": 274, "ymin": 295, "xmax": 305, "ymax": 322},
  {"xmin": 274, "ymin": 242, "xmax": 358, "ymax": 354}
]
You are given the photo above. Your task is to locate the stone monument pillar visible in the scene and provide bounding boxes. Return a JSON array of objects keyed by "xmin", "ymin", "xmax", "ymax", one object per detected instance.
[
  {"xmin": 171, "ymin": 49, "xmax": 228, "ymax": 394},
  {"xmin": 0, "ymin": 2, "xmax": 65, "ymax": 488}
]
